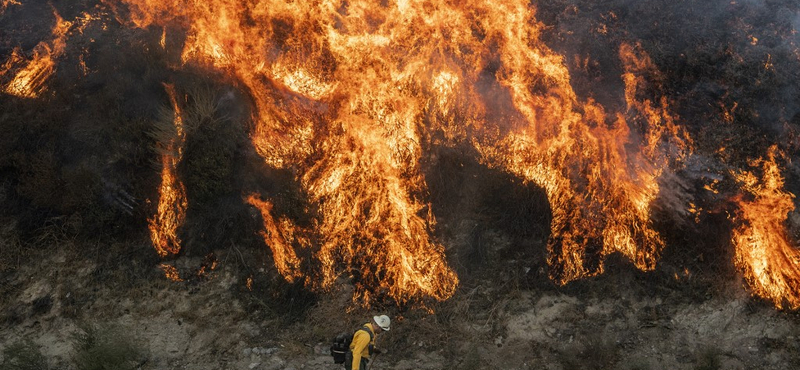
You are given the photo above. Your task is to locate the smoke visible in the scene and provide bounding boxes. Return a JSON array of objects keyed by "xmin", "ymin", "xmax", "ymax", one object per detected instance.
[
  {"xmin": 535, "ymin": 0, "xmax": 800, "ymax": 203},
  {"xmin": 538, "ymin": 0, "xmax": 800, "ymax": 134}
]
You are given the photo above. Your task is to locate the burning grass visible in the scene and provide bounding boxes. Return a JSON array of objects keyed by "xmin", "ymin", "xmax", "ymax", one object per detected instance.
[{"xmin": 1, "ymin": 0, "xmax": 800, "ymax": 320}]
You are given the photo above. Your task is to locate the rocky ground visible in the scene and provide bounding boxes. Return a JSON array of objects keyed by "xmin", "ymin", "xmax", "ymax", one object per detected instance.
[{"xmin": 2, "ymin": 231, "xmax": 799, "ymax": 370}]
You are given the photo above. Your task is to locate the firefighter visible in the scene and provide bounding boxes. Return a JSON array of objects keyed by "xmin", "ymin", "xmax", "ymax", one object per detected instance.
[{"xmin": 346, "ymin": 315, "xmax": 390, "ymax": 370}]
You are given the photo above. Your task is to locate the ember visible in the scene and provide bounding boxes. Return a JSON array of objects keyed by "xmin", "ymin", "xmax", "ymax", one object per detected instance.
[{"xmin": 160, "ymin": 263, "xmax": 183, "ymax": 282}]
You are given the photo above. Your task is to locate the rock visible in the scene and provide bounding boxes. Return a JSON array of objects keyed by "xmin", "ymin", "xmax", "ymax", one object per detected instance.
[
  {"xmin": 394, "ymin": 359, "xmax": 417, "ymax": 370},
  {"xmin": 764, "ymin": 326, "xmax": 788, "ymax": 340},
  {"xmin": 263, "ymin": 347, "xmax": 278, "ymax": 355},
  {"xmin": 248, "ymin": 362, "xmax": 260, "ymax": 369},
  {"xmin": 243, "ymin": 348, "xmax": 252, "ymax": 356},
  {"xmin": 262, "ymin": 356, "xmax": 286, "ymax": 370},
  {"xmin": 313, "ymin": 343, "xmax": 329, "ymax": 355},
  {"xmin": 394, "ymin": 359, "xmax": 418, "ymax": 370}
]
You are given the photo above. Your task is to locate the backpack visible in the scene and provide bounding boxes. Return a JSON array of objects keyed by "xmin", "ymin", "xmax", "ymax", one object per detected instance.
[{"xmin": 330, "ymin": 326, "xmax": 373, "ymax": 364}]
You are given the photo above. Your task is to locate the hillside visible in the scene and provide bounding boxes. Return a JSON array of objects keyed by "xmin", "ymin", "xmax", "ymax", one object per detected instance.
[{"xmin": 2, "ymin": 1, "xmax": 800, "ymax": 369}]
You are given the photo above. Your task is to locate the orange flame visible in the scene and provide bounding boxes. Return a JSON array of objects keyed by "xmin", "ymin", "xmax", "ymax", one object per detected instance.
[
  {"xmin": 148, "ymin": 84, "xmax": 188, "ymax": 257},
  {"xmin": 478, "ymin": 39, "xmax": 691, "ymax": 282},
  {"xmin": 732, "ymin": 146, "xmax": 800, "ymax": 309},
  {"xmin": 2, "ymin": 9, "xmax": 102, "ymax": 97},
  {"xmin": 0, "ymin": 0, "xmax": 20, "ymax": 14},
  {"xmin": 160, "ymin": 263, "xmax": 184, "ymax": 282},
  {"xmin": 244, "ymin": 194, "xmax": 304, "ymax": 283},
  {"xmin": 107, "ymin": 0, "xmax": 696, "ymax": 302},
  {"xmin": 195, "ymin": 253, "xmax": 219, "ymax": 279},
  {"xmin": 3, "ymin": 11, "xmax": 71, "ymax": 98}
]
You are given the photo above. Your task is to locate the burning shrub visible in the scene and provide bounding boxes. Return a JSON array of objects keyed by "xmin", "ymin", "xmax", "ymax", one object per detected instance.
[{"xmin": 145, "ymin": 76, "xmax": 250, "ymax": 258}]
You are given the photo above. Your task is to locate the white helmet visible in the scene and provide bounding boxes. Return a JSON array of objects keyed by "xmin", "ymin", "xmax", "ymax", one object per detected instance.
[{"xmin": 373, "ymin": 315, "xmax": 391, "ymax": 331}]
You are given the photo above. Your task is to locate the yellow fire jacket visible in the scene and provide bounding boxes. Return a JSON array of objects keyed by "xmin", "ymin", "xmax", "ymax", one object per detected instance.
[{"xmin": 349, "ymin": 322, "xmax": 377, "ymax": 370}]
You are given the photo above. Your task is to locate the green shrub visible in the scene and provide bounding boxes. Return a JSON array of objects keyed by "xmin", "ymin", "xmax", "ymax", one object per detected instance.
[
  {"xmin": 71, "ymin": 324, "xmax": 146, "ymax": 370},
  {"xmin": 0, "ymin": 339, "xmax": 48, "ymax": 370}
]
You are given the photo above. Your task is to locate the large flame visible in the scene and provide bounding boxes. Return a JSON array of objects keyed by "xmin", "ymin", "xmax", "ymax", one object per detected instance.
[
  {"xmin": 148, "ymin": 84, "xmax": 188, "ymax": 257},
  {"xmin": 1, "ymin": 0, "xmax": 798, "ymax": 309},
  {"xmin": 102, "ymin": 0, "xmax": 702, "ymax": 303},
  {"xmin": 476, "ymin": 37, "xmax": 692, "ymax": 282},
  {"xmin": 732, "ymin": 146, "xmax": 800, "ymax": 309}
]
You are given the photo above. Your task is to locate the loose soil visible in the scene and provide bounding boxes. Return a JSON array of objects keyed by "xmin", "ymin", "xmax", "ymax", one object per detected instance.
[{"xmin": 2, "ymin": 237, "xmax": 799, "ymax": 370}]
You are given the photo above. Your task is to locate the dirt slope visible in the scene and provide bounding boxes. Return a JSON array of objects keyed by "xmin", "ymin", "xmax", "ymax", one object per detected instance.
[{"xmin": 2, "ymin": 238, "xmax": 799, "ymax": 370}]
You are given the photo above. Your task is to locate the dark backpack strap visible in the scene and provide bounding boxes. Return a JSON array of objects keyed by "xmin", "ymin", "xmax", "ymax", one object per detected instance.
[
  {"xmin": 356, "ymin": 325, "xmax": 375, "ymax": 356},
  {"xmin": 359, "ymin": 326, "xmax": 374, "ymax": 342}
]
